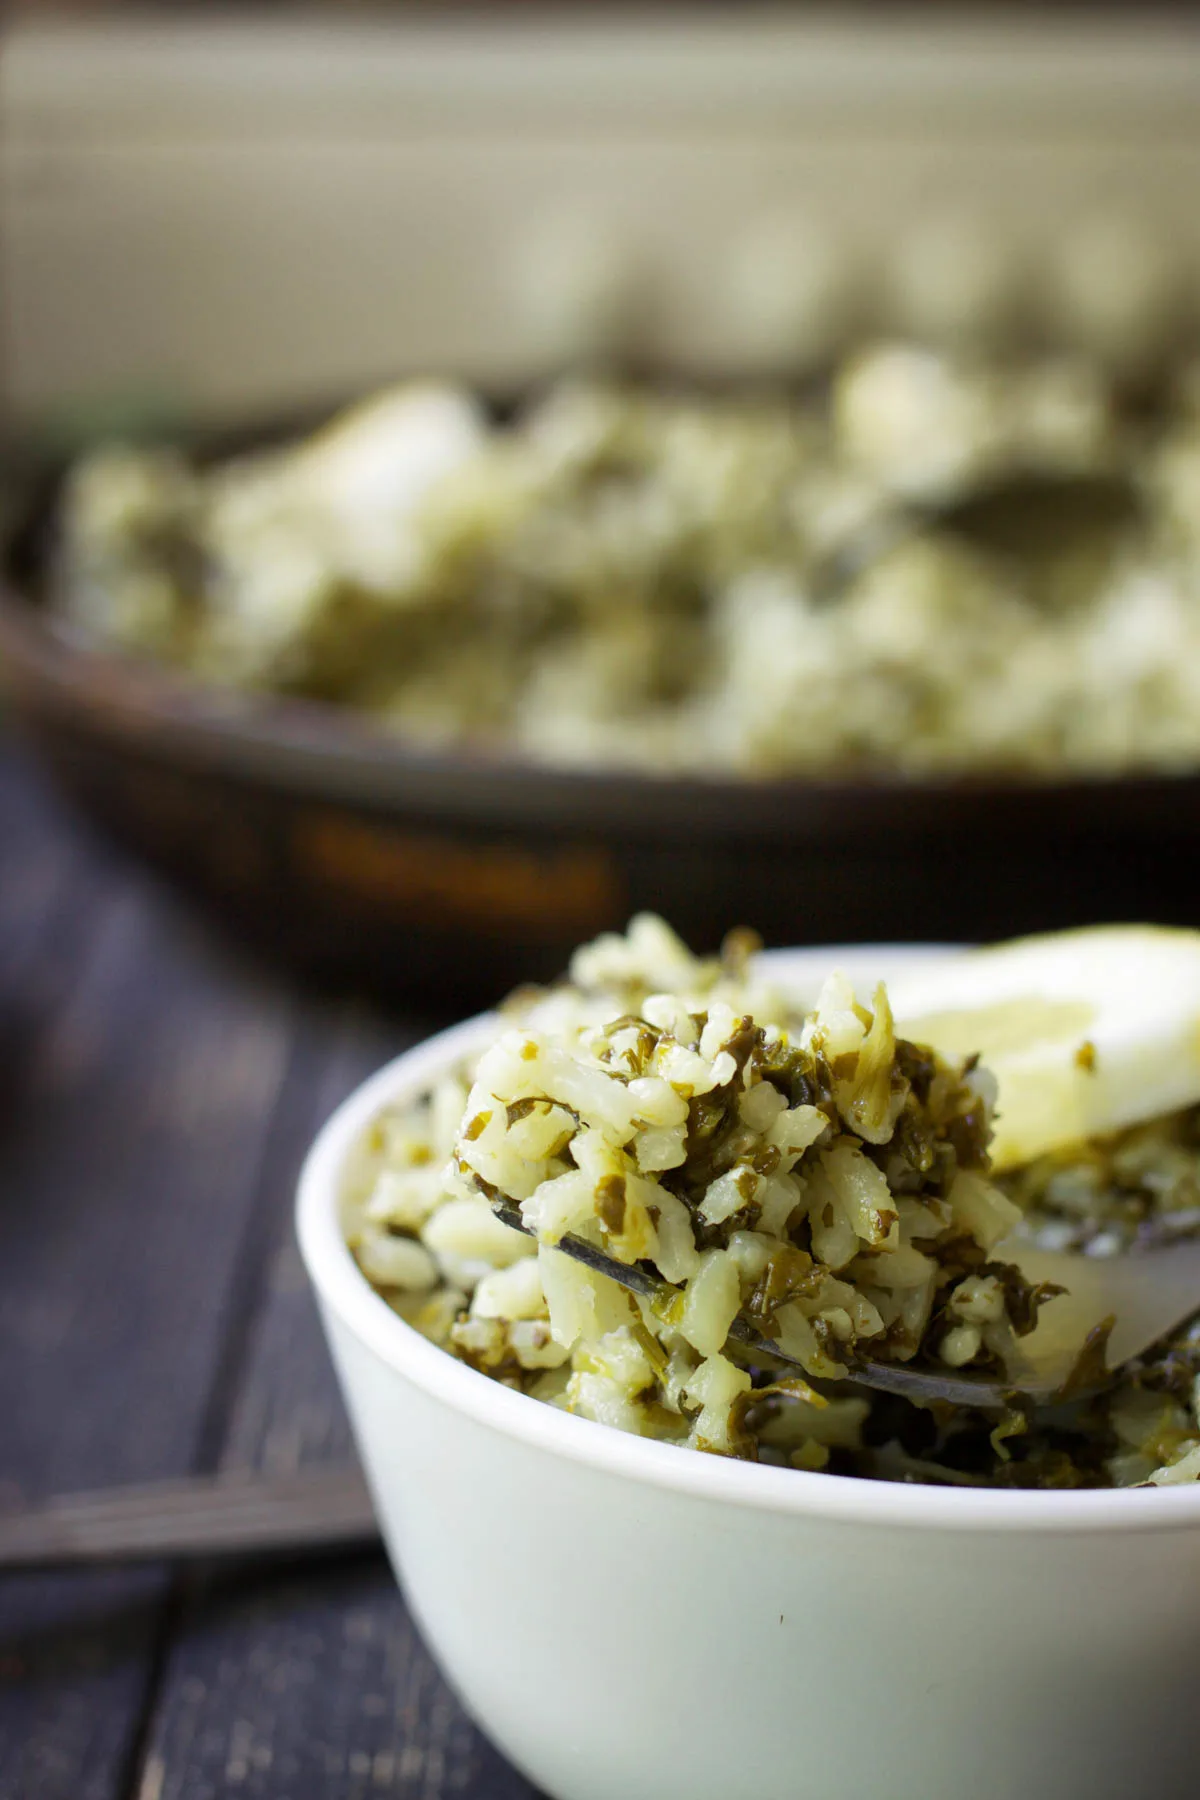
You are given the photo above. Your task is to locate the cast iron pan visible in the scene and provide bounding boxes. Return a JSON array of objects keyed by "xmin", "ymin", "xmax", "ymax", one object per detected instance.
[{"xmin": 2, "ymin": 442, "xmax": 1199, "ymax": 1006}]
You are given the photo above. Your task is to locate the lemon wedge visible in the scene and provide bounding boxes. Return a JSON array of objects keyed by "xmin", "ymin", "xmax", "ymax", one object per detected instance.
[{"xmin": 885, "ymin": 926, "xmax": 1200, "ymax": 1171}]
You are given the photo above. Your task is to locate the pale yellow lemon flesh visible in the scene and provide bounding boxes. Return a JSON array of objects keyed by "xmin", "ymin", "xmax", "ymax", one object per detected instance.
[{"xmin": 885, "ymin": 926, "xmax": 1200, "ymax": 1172}]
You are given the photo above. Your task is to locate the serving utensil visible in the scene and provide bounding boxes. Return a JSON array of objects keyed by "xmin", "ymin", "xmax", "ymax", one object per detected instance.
[
  {"xmin": 491, "ymin": 1199, "xmax": 1200, "ymax": 1412},
  {"xmin": 0, "ymin": 1466, "xmax": 379, "ymax": 1571},
  {"xmin": 9, "ymin": 1229, "xmax": 1196, "ymax": 1572},
  {"xmin": 813, "ymin": 467, "xmax": 1141, "ymax": 603}
]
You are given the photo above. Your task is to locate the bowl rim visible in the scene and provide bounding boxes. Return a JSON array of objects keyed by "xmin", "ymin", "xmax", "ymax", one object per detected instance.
[{"xmin": 296, "ymin": 942, "xmax": 1200, "ymax": 1536}]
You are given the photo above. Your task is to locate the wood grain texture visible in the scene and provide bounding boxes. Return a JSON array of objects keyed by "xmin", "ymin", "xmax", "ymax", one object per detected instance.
[
  {"xmin": 0, "ymin": 758, "xmax": 296, "ymax": 1501},
  {"xmin": 0, "ymin": 747, "xmax": 538, "ymax": 1798},
  {"xmin": 131, "ymin": 1005, "xmax": 539, "ymax": 1797},
  {"xmin": 0, "ymin": 756, "xmax": 186, "ymax": 1800},
  {"xmin": 136, "ymin": 1562, "xmax": 539, "ymax": 1800},
  {"xmin": 0, "ymin": 1569, "xmax": 163, "ymax": 1800}
]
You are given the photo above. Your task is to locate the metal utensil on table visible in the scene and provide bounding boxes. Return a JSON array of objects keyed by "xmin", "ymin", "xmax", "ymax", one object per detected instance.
[
  {"xmin": 7, "ymin": 1233, "xmax": 1200, "ymax": 1571},
  {"xmin": 0, "ymin": 1466, "xmax": 379, "ymax": 1571},
  {"xmin": 492, "ymin": 1200, "xmax": 1200, "ymax": 1413}
]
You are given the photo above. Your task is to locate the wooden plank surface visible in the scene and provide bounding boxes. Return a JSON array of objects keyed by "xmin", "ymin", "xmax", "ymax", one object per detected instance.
[
  {"xmin": 134, "ymin": 1012, "xmax": 539, "ymax": 1799},
  {"xmin": 0, "ymin": 746, "xmax": 538, "ymax": 1799}
]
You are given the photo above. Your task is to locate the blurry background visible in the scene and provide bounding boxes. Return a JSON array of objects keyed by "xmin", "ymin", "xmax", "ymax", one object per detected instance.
[
  {"xmin": 6, "ymin": 9, "xmax": 1200, "ymax": 420},
  {"xmin": 4, "ymin": 6, "xmax": 1200, "ymax": 1000}
]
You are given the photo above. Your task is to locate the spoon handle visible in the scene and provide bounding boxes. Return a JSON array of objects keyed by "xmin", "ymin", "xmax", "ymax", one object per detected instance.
[
  {"xmin": 491, "ymin": 1200, "xmax": 1021, "ymax": 1410},
  {"xmin": 0, "ymin": 1468, "xmax": 378, "ymax": 1570}
]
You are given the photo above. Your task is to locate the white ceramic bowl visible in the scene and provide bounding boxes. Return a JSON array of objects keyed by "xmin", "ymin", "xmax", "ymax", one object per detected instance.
[{"xmin": 297, "ymin": 947, "xmax": 1200, "ymax": 1800}]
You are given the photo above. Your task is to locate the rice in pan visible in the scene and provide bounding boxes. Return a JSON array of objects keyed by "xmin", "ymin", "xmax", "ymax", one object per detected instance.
[{"xmin": 57, "ymin": 350, "xmax": 1200, "ymax": 782}]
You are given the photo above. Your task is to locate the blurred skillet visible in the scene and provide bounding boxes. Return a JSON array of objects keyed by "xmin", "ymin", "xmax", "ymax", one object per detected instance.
[{"xmin": 2, "ymin": 429, "xmax": 1199, "ymax": 1008}]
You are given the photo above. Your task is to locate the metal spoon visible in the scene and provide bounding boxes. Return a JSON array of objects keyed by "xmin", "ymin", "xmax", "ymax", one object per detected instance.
[
  {"xmin": 810, "ymin": 467, "xmax": 1141, "ymax": 604},
  {"xmin": 490, "ymin": 1199, "xmax": 1200, "ymax": 1413}
]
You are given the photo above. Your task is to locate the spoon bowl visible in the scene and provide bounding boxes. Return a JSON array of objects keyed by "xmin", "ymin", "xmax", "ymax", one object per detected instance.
[{"xmin": 489, "ymin": 1198, "xmax": 1200, "ymax": 1411}]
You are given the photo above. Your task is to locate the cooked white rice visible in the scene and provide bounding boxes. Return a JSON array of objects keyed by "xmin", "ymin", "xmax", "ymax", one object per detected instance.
[
  {"xmin": 56, "ymin": 347, "xmax": 1200, "ymax": 782},
  {"xmin": 342, "ymin": 915, "xmax": 1200, "ymax": 1488}
]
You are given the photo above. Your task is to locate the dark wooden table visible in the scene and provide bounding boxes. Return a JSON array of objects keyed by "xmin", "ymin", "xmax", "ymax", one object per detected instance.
[{"xmin": 0, "ymin": 743, "xmax": 538, "ymax": 1800}]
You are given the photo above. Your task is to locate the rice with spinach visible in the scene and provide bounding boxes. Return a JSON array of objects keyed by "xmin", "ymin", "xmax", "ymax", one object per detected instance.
[
  {"xmin": 343, "ymin": 916, "xmax": 1200, "ymax": 1489},
  {"xmin": 56, "ymin": 346, "xmax": 1200, "ymax": 782}
]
